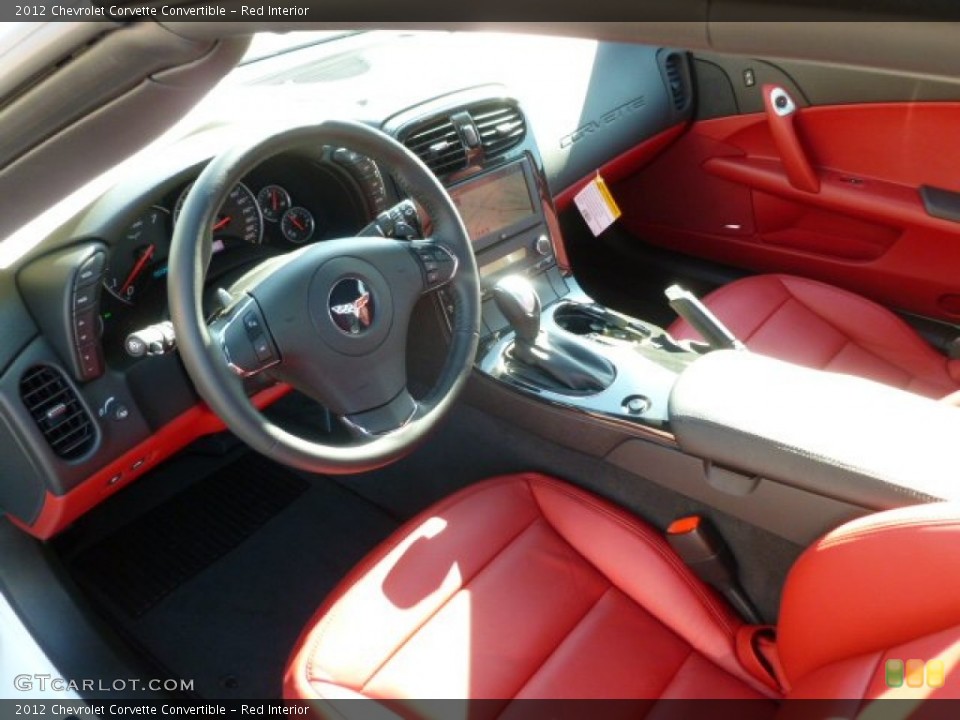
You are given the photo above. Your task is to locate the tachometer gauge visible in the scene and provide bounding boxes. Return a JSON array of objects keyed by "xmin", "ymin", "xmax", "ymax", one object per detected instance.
[
  {"xmin": 280, "ymin": 206, "xmax": 316, "ymax": 244},
  {"xmin": 257, "ymin": 184, "xmax": 291, "ymax": 223},
  {"xmin": 103, "ymin": 205, "xmax": 170, "ymax": 305},
  {"xmin": 173, "ymin": 181, "xmax": 263, "ymax": 246}
]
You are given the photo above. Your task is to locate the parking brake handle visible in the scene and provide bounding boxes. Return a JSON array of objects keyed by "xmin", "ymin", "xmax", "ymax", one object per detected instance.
[{"xmin": 666, "ymin": 285, "xmax": 746, "ymax": 351}]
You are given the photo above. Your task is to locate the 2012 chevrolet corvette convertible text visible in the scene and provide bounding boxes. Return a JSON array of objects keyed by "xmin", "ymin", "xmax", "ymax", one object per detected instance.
[{"xmin": 1, "ymin": 12, "xmax": 960, "ymax": 719}]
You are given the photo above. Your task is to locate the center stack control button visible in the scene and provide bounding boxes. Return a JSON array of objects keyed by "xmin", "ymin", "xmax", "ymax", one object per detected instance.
[
  {"xmin": 72, "ymin": 251, "xmax": 107, "ymax": 380},
  {"xmin": 76, "ymin": 253, "xmax": 106, "ymax": 286},
  {"xmin": 75, "ymin": 312, "xmax": 97, "ymax": 345},
  {"xmin": 78, "ymin": 344, "xmax": 103, "ymax": 377},
  {"xmin": 73, "ymin": 286, "xmax": 96, "ymax": 312},
  {"xmin": 535, "ymin": 234, "xmax": 552, "ymax": 256}
]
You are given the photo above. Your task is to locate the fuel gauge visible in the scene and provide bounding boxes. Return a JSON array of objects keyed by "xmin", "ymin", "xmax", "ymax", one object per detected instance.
[{"xmin": 281, "ymin": 206, "xmax": 316, "ymax": 244}]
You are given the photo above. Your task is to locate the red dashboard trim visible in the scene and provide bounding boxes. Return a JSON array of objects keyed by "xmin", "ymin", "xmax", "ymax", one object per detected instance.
[
  {"xmin": 553, "ymin": 122, "xmax": 688, "ymax": 212},
  {"xmin": 11, "ymin": 383, "xmax": 292, "ymax": 540}
]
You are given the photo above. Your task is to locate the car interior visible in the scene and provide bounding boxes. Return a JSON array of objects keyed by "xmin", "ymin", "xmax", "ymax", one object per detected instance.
[{"xmin": 2, "ymin": 15, "xmax": 960, "ymax": 714}]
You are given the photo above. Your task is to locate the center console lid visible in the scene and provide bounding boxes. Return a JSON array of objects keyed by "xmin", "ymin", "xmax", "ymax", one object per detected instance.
[{"xmin": 669, "ymin": 350, "xmax": 960, "ymax": 510}]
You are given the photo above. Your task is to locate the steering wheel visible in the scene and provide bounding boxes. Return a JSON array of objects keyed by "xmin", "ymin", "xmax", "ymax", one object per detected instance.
[{"xmin": 167, "ymin": 121, "xmax": 480, "ymax": 474}]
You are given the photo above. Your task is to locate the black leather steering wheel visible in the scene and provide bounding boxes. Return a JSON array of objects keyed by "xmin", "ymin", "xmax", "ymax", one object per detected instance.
[{"xmin": 167, "ymin": 121, "xmax": 480, "ymax": 474}]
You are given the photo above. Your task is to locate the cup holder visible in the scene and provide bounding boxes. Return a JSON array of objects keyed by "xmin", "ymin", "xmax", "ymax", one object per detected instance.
[
  {"xmin": 553, "ymin": 303, "xmax": 651, "ymax": 343},
  {"xmin": 553, "ymin": 304, "xmax": 601, "ymax": 335}
]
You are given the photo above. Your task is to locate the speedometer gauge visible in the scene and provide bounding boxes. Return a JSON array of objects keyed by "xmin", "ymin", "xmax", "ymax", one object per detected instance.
[
  {"xmin": 173, "ymin": 181, "xmax": 263, "ymax": 245},
  {"xmin": 103, "ymin": 205, "xmax": 170, "ymax": 305}
]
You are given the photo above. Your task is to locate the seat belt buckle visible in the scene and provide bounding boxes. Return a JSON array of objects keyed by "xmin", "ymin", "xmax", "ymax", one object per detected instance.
[{"xmin": 666, "ymin": 515, "xmax": 761, "ymax": 624}]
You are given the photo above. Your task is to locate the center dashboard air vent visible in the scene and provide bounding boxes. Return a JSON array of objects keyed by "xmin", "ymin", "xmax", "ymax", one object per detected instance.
[
  {"xmin": 20, "ymin": 365, "xmax": 96, "ymax": 460},
  {"xmin": 472, "ymin": 102, "xmax": 526, "ymax": 156},
  {"xmin": 399, "ymin": 101, "xmax": 527, "ymax": 177},
  {"xmin": 400, "ymin": 117, "xmax": 468, "ymax": 177}
]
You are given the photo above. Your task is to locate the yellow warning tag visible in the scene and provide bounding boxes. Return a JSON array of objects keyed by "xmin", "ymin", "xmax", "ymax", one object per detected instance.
[{"xmin": 573, "ymin": 173, "xmax": 622, "ymax": 236}]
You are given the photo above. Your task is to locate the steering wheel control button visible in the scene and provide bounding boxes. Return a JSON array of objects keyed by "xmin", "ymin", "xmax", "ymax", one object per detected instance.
[
  {"xmin": 622, "ymin": 395, "xmax": 652, "ymax": 416},
  {"xmin": 253, "ymin": 335, "xmax": 275, "ymax": 363},
  {"xmin": 411, "ymin": 242, "xmax": 458, "ymax": 291},
  {"xmin": 329, "ymin": 278, "xmax": 375, "ymax": 335},
  {"xmin": 243, "ymin": 312, "xmax": 263, "ymax": 339},
  {"xmin": 218, "ymin": 299, "xmax": 279, "ymax": 377},
  {"xmin": 361, "ymin": 200, "xmax": 423, "ymax": 239}
]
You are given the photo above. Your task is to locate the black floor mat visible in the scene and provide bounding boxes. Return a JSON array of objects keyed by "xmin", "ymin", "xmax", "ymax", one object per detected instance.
[
  {"xmin": 61, "ymin": 451, "xmax": 398, "ymax": 699},
  {"xmin": 69, "ymin": 454, "xmax": 309, "ymax": 618}
]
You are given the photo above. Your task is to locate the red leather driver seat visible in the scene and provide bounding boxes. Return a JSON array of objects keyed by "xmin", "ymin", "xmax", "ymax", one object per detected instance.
[
  {"xmin": 668, "ymin": 274, "xmax": 960, "ymax": 398},
  {"xmin": 284, "ymin": 473, "xmax": 960, "ymax": 711}
]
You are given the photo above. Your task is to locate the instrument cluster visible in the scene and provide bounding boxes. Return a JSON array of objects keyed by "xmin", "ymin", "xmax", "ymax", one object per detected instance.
[{"xmin": 98, "ymin": 149, "xmax": 386, "ymax": 357}]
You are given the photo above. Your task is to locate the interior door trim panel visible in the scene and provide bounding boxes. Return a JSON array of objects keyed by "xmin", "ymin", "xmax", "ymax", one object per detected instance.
[{"xmin": 616, "ymin": 102, "xmax": 960, "ymax": 321}]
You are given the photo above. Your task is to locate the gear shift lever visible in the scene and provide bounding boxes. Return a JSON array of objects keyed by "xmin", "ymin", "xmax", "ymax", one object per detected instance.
[
  {"xmin": 492, "ymin": 275, "xmax": 540, "ymax": 344},
  {"xmin": 493, "ymin": 275, "xmax": 615, "ymax": 394}
]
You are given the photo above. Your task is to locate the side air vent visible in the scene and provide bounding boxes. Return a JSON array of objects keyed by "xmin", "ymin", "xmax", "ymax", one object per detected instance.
[
  {"xmin": 663, "ymin": 52, "xmax": 691, "ymax": 112},
  {"xmin": 20, "ymin": 365, "xmax": 95, "ymax": 460},
  {"xmin": 473, "ymin": 102, "xmax": 526, "ymax": 157},
  {"xmin": 401, "ymin": 117, "xmax": 468, "ymax": 176}
]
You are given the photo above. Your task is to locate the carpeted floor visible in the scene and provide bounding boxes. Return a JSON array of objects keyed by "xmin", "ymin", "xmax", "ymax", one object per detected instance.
[{"xmin": 58, "ymin": 451, "xmax": 398, "ymax": 699}]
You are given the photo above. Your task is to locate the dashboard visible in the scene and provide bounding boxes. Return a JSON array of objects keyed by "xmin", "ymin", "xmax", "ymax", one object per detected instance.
[{"xmin": 0, "ymin": 34, "xmax": 686, "ymax": 540}]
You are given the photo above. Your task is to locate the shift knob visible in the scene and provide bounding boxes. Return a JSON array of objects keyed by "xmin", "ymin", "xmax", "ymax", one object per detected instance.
[{"xmin": 493, "ymin": 275, "xmax": 541, "ymax": 344}]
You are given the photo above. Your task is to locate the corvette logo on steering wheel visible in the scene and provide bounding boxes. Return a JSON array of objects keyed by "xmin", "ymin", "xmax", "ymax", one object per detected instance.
[{"xmin": 329, "ymin": 278, "xmax": 375, "ymax": 335}]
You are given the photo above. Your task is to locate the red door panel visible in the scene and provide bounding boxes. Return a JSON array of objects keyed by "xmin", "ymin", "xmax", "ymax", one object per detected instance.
[{"xmin": 615, "ymin": 102, "xmax": 960, "ymax": 321}]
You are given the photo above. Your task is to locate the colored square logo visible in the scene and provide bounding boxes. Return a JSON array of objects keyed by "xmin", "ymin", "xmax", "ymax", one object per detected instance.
[
  {"xmin": 885, "ymin": 658, "xmax": 948, "ymax": 689},
  {"xmin": 885, "ymin": 659, "xmax": 904, "ymax": 687},
  {"xmin": 927, "ymin": 659, "xmax": 945, "ymax": 688},
  {"xmin": 906, "ymin": 659, "xmax": 925, "ymax": 688}
]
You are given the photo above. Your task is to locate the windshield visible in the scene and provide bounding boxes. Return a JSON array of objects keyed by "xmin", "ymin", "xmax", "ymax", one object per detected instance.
[
  {"xmin": 0, "ymin": 21, "xmax": 36, "ymax": 42},
  {"xmin": 240, "ymin": 30, "xmax": 363, "ymax": 64},
  {"xmin": 0, "ymin": 27, "xmax": 598, "ymax": 268}
]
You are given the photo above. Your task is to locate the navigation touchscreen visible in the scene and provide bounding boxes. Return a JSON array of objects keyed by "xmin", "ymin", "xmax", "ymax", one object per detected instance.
[{"xmin": 449, "ymin": 162, "xmax": 535, "ymax": 243}]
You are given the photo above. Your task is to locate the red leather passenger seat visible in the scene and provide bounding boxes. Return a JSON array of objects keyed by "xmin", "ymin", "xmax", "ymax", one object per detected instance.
[
  {"xmin": 667, "ymin": 274, "xmax": 960, "ymax": 398},
  {"xmin": 284, "ymin": 473, "xmax": 960, "ymax": 709}
]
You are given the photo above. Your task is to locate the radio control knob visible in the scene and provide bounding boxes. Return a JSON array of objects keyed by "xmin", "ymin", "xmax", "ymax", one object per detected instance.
[{"xmin": 534, "ymin": 234, "xmax": 552, "ymax": 256}]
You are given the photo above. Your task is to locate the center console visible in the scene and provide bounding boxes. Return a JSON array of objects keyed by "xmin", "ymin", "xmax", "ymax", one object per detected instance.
[
  {"xmin": 391, "ymin": 89, "xmax": 960, "ymax": 554},
  {"xmin": 386, "ymin": 87, "xmax": 701, "ymax": 430}
]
